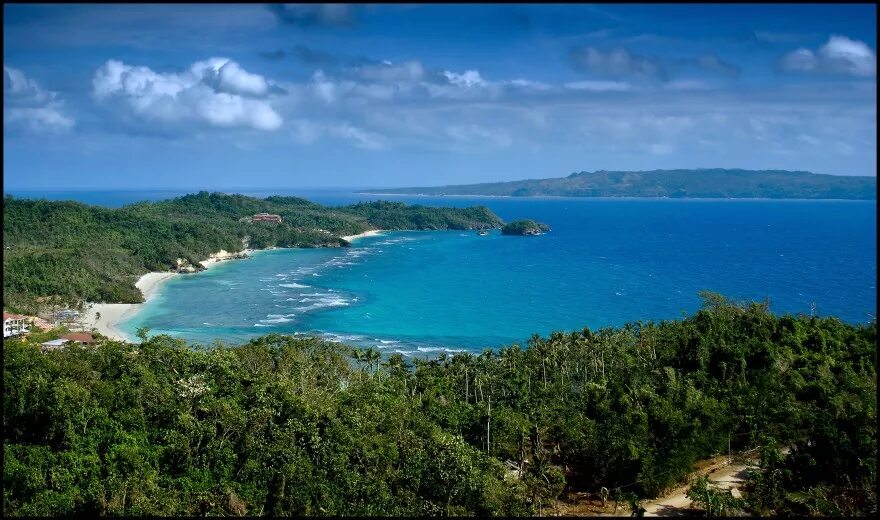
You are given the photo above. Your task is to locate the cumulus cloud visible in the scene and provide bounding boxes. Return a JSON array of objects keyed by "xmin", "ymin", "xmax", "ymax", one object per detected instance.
[
  {"xmin": 442, "ymin": 70, "xmax": 488, "ymax": 89},
  {"xmin": 780, "ymin": 35, "xmax": 876, "ymax": 77},
  {"xmin": 92, "ymin": 58, "xmax": 282, "ymax": 131},
  {"xmin": 4, "ymin": 65, "xmax": 74, "ymax": 132}
]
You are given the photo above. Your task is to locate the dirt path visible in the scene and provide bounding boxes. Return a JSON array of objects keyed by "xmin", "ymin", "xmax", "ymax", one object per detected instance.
[{"xmin": 643, "ymin": 456, "xmax": 759, "ymax": 517}]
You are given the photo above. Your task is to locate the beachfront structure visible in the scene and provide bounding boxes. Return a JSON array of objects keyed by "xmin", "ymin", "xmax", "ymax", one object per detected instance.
[
  {"xmin": 253, "ymin": 213, "xmax": 282, "ymax": 223},
  {"xmin": 3, "ymin": 312, "xmax": 29, "ymax": 338},
  {"xmin": 32, "ymin": 317, "xmax": 52, "ymax": 331},
  {"xmin": 41, "ymin": 338, "xmax": 69, "ymax": 352},
  {"xmin": 61, "ymin": 332, "xmax": 96, "ymax": 344}
]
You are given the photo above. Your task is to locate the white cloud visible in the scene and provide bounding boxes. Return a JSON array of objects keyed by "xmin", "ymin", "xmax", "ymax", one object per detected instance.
[
  {"xmin": 93, "ymin": 58, "xmax": 282, "ymax": 131},
  {"xmin": 779, "ymin": 49, "xmax": 818, "ymax": 72},
  {"xmin": 4, "ymin": 65, "xmax": 74, "ymax": 132},
  {"xmin": 289, "ymin": 118, "xmax": 385, "ymax": 149},
  {"xmin": 780, "ymin": 35, "xmax": 876, "ymax": 77},
  {"xmin": 442, "ymin": 70, "xmax": 487, "ymax": 89}
]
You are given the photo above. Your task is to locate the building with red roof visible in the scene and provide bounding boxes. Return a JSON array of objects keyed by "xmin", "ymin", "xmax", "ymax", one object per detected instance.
[{"xmin": 3, "ymin": 312, "xmax": 29, "ymax": 338}]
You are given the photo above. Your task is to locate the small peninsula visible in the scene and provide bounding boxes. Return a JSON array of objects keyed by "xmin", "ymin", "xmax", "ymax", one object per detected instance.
[
  {"xmin": 2, "ymin": 192, "xmax": 505, "ymax": 314},
  {"xmin": 361, "ymin": 168, "xmax": 877, "ymax": 200},
  {"xmin": 501, "ymin": 220, "xmax": 550, "ymax": 235}
]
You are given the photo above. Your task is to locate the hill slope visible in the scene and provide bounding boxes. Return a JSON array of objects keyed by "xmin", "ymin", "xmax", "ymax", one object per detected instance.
[
  {"xmin": 362, "ymin": 169, "xmax": 877, "ymax": 199},
  {"xmin": 2, "ymin": 192, "xmax": 503, "ymax": 312}
]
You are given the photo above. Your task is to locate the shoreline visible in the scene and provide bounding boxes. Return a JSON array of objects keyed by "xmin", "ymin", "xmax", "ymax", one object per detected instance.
[
  {"xmin": 84, "ymin": 272, "xmax": 179, "ymax": 342},
  {"xmin": 342, "ymin": 229, "xmax": 384, "ymax": 242},
  {"xmin": 84, "ymin": 249, "xmax": 258, "ymax": 342},
  {"xmin": 84, "ymin": 233, "xmax": 383, "ymax": 342}
]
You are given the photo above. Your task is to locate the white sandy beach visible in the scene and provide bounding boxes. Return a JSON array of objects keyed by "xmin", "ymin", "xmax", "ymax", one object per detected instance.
[
  {"xmin": 342, "ymin": 229, "xmax": 384, "ymax": 242},
  {"xmin": 83, "ymin": 237, "xmax": 369, "ymax": 342},
  {"xmin": 84, "ymin": 272, "xmax": 179, "ymax": 342},
  {"xmin": 84, "ymin": 249, "xmax": 256, "ymax": 342}
]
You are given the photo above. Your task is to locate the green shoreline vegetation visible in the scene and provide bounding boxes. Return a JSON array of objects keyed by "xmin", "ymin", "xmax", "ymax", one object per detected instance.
[
  {"xmin": 501, "ymin": 220, "xmax": 550, "ymax": 236},
  {"xmin": 3, "ymin": 294, "xmax": 876, "ymax": 516},
  {"xmin": 2, "ymin": 192, "xmax": 503, "ymax": 315}
]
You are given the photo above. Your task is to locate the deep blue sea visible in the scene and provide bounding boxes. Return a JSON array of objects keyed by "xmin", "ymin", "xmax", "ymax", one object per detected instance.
[{"xmin": 7, "ymin": 189, "xmax": 876, "ymax": 354}]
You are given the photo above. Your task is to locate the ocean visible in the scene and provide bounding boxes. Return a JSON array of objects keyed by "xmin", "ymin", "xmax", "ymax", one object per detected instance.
[{"xmin": 7, "ymin": 189, "xmax": 877, "ymax": 354}]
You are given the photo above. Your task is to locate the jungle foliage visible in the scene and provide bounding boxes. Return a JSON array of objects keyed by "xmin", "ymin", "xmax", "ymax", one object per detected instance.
[
  {"xmin": 2, "ymin": 193, "xmax": 503, "ymax": 313},
  {"xmin": 3, "ymin": 294, "xmax": 875, "ymax": 516}
]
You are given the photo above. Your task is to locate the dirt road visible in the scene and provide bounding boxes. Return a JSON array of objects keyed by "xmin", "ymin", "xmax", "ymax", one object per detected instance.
[{"xmin": 643, "ymin": 457, "xmax": 759, "ymax": 516}]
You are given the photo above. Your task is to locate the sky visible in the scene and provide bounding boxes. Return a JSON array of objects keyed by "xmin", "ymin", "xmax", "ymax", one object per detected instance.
[{"xmin": 3, "ymin": 3, "xmax": 877, "ymax": 190}]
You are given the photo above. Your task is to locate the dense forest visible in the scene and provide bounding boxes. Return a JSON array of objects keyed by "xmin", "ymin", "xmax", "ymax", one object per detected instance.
[
  {"xmin": 4, "ymin": 294, "xmax": 875, "ymax": 516},
  {"xmin": 365, "ymin": 168, "xmax": 878, "ymax": 199},
  {"xmin": 2, "ymin": 193, "xmax": 503, "ymax": 314}
]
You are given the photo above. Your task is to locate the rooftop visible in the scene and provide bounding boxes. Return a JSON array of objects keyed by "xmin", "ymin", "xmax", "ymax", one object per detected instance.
[{"xmin": 61, "ymin": 332, "xmax": 96, "ymax": 344}]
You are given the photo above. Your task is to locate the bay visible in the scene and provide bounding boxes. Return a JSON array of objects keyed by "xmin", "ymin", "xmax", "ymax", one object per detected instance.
[{"xmin": 100, "ymin": 195, "xmax": 877, "ymax": 354}]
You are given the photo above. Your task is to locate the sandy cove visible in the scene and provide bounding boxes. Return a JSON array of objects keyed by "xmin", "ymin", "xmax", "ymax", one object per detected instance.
[
  {"xmin": 84, "ymin": 249, "xmax": 256, "ymax": 342},
  {"xmin": 84, "ymin": 272, "xmax": 178, "ymax": 342},
  {"xmin": 84, "ymin": 234, "xmax": 380, "ymax": 342}
]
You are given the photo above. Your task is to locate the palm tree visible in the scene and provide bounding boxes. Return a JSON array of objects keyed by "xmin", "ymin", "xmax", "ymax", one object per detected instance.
[
  {"xmin": 351, "ymin": 348, "xmax": 365, "ymax": 373},
  {"xmin": 365, "ymin": 347, "xmax": 380, "ymax": 375}
]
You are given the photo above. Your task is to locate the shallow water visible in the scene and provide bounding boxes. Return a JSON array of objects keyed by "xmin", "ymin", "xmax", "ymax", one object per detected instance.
[{"xmin": 114, "ymin": 197, "xmax": 876, "ymax": 355}]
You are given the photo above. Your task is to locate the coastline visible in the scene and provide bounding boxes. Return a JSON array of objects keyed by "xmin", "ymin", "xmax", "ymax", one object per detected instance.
[
  {"xmin": 84, "ymin": 249, "xmax": 257, "ymax": 342},
  {"xmin": 84, "ymin": 272, "xmax": 178, "ymax": 342},
  {"xmin": 84, "ymin": 234, "xmax": 381, "ymax": 342},
  {"xmin": 342, "ymin": 229, "xmax": 384, "ymax": 242}
]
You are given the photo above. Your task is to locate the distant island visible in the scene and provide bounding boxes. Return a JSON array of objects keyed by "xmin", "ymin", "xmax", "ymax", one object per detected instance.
[
  {"xmin": 361, "ymin": 168, "xmax": 877, "ymax": 200},
  {"xmin": 2, "ymin": 192, "xmax": 504, "ymax": 314},
  {"xmin": 501, "ymin": 220, "xmax": 550, "ymax": 236}
]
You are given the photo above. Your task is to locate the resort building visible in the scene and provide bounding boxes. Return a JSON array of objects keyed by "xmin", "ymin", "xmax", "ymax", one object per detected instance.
[
  {"xmin": 253, "ymin": 213, "xmax": 283, "ymax": 223},
  {"xmin": 40, "ymin": 332, "xmax": 97, "ymax": 353},
  {"xmin": 3, "ymin": 312, "xmax": 29, "ymax": 338},
  {"xmin": 61, "ymin": 332, "xmax": 96, "ymax": 345},
  {"xmin": 32, "ymin": 317, "xmax": 53, "ymax": 331},
  {"xmin": 40, "ymin": 338, "xmax": 69, "ymax": 352}
]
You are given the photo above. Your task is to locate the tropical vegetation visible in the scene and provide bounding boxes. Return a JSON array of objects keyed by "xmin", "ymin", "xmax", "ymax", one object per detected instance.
[
  {"xmin": 2, "ymin": 193, "xmax": 503, "ymax": 314},
  {"xmin": 4, "ymin": 294, "xmax": 875, "ymax": 516},
  {"xmin": 501, "ymin": 220, "xmax": 550, "ymax": 236}
]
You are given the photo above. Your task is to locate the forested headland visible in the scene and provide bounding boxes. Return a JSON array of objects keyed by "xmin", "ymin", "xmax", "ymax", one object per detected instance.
[
  {"xmin": 2, "ymin": 193, "xmax": 503, "ymax": 314},
  {"xmin": 364, "ymin": 168, "xmax": 878, "ymax": 199},
  {"xmin": 4, "ymin": 294, "xmax": 875, "ymax": 516}
]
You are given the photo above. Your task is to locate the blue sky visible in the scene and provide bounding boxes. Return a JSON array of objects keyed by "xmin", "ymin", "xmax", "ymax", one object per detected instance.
[{"xmin": 3, "ymin": 3, "xmax": 876, "ymax": 189}]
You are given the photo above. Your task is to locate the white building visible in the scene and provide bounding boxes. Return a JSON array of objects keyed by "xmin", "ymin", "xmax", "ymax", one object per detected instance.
[
  {"xmin": 40, "ymin": 338, "xmax": 70, "ymax": 352},
  {"xmin": 3, "ymin": 312, "xmax": 30, "ymax": 338}
]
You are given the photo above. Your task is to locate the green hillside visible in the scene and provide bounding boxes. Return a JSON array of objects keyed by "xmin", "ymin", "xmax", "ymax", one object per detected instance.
[
  {"xmin": 2, "ymin": 193, "xmax": 503, "ymax": 313},
  {"xmin": 363, "ymin": 169, "xmax": 877, "ymax": 199}
]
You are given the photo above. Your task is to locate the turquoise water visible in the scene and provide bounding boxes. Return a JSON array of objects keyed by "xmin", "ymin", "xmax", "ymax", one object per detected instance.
[{"xmin": 110, "ymin": 197, "xmax": 877, "ymax": 355}]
